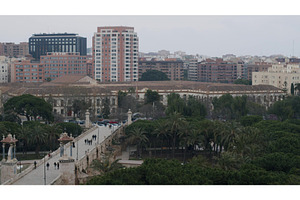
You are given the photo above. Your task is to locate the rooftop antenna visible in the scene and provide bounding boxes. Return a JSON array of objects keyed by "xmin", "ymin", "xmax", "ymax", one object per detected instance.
[{"xmin": 293, "ymin": 40, "xmax": 295, "ymax": 57}]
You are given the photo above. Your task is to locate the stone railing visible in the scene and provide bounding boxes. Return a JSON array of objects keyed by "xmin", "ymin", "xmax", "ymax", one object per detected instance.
[
  {"xmin": 4, "ymin": 126, "xmax": 97, "ymax": 185},
  {"xmin": 75, "ymin": 125, "xmax": 125, "ymax": 175}
]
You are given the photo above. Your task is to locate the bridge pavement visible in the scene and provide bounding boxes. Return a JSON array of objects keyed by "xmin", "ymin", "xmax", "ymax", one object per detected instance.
[{"xmin": 12, "ymin": 125, "xmax": 117, "ymax": 185}]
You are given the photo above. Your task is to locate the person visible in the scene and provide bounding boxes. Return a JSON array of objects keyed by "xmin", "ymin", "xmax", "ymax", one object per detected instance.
[
  {"xmin": 54, "ymin": 162, "xmax": 57, "ymax": 169},
  {"xmin": 34, "ymin": 161, "xmax": 37, "ymax": 169},
  {"xmin": 46, "ymin": 162, "xmax": 50, "ymax": 170},
  {"xmin": 57, "ymin": 162, "xmax": 59, "ymax": 170}
]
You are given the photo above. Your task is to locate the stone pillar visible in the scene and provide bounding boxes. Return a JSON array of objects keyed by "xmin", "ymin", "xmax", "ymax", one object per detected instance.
[
  {"xmin": 85, "ymin": 110, "xmax": 90, "ymax": 129},
  {"xmin": 127, "ymin": 109, "xmax": 132, "ymax": 125},
  {"xmin": 57, "ymin": 132, "xmax": 75, "ymax": 185},
  {"xmin": 1, "ymin": 161, "xmax": 18, "ymax": 184},
  {"xmin": 1, "ymin": 134, "xmax": 18, "ymax": 184},
  {"xmin": 59, "ymin": 159, "xmax": 75, "ymax": 185}
]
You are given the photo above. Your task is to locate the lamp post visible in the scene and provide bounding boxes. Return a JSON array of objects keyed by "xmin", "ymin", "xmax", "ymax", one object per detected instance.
[
  {"xmin": 44, "ymin": 155, "xmax": 46, "ymax": 185},
  {"xmin": 97, "ymin": 125, "xmax": 100, "ymax": 144},
  {"xmin": 76, "ymin": 139, "xmax": 78, "ymax": 161}
]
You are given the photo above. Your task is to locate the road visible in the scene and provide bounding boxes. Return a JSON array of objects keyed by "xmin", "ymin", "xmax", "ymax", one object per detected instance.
[{"xmin": 12, "ymin": 125, "xmax": 117, "ymax": 185}]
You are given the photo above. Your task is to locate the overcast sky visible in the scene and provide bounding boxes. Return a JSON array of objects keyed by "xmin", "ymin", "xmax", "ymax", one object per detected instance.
[{"xmin": 1, "ymin": 15, "xmax": 300, "ymax": 57}]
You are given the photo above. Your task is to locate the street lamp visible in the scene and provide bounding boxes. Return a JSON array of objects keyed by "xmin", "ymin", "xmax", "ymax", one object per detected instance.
[
  {"xmin": 76, "ymin": 139, "xmax": 78, "ymax": 161},
  {"xmin": 97, "ymin": 125, "xmax": 100, "ymax": 144},
  {"xmin": 44, "ymin": 155, "xmax": 46, "ymax": 185}
]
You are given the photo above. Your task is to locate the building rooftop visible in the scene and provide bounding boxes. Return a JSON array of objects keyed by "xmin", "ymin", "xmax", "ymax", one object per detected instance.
[{"xmin": 31, "ymin": 33, "xmax": 79, "ymax": 37}]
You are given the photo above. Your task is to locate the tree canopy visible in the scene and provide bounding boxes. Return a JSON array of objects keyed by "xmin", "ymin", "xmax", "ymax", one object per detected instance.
[
  {"xmin": 233, "ymin": 79, "xmax": 252, "ymax": 85},
  {"xmin": 139, "ymin": 70, "xmax": 170, "ymax": 81},
  {"xmin": 4, "ymin": 94, "xmax": 53, "ymax": 122}
]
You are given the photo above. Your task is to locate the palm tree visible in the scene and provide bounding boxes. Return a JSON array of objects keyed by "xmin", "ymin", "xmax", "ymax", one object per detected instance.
[
  {"xmin": 154, "ymin": 120, "xmax": 169, "ymax": 157},
  {"xmin": 18, "ymin": 125, "xmax": 31, "ymax": 154},
  {"xmin": 91, "ymin": 153, "xmax": 122, "ymax": 173},
  {"xmin": 198, "ymin": 120, "xmax": 214, "ymax": 155},
  {"xmin": 222, "ymin": 121, "xmax": 242, "ymax": 152},
  {"xmin": 28, "ymin": 125, "xmax": 47, "ymax": 156},
  {"xmin": 45, "ymin": 124, "xmax": 62, "ymax": 151},
  {"xmin": 178, "ymin": 125, "xmax": 200, "ymax": 163},
  {"xmin": 167, "ymin": 112, "xmax": 187, "ymax": 159},
  {"xmin": 128, "ymin": 127, "xmax": 149, "ymax": 158}
]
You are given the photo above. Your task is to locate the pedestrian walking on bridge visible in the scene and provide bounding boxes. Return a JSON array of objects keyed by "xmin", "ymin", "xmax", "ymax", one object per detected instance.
[
  {"xmin": 46, "ymin": 163, "xmax": 50, "ymax": 170},
  {"xmin": 54, "ymin": 162, "xmax": 57, "ymax": 169},
  {"xmin": 34, "ymin": 161, "xmax": 37, "ymax": 169}
]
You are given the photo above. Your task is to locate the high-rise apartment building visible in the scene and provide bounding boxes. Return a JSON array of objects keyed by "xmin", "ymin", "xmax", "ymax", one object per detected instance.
[
  {"xmin": 0, "ymin": 42, "xmax": 29, "ymax": 58},
  {"xmin": 29, "ymin": 33, "xmax": 87, "ymax": 60},
  {"xmin": 92, "ymin": 26, "xmax": 139, "ymax": 82}
]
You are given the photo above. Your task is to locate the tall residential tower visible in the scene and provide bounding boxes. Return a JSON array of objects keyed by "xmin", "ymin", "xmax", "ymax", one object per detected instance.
[{"xmin": 92, "ymin": 26, "xmax": 139, "ymax": 82}]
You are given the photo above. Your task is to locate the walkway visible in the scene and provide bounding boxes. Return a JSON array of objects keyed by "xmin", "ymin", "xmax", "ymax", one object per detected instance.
[{"xmin": 12, "ymin": 125, "xmax": 117, "ymax": 185}]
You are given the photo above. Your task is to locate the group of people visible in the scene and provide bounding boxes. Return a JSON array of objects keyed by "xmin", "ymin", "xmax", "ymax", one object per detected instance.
[
  {"xmin": 84, "ymin": 134, "xmax": 97, "ymax": 145},
  {"xmin": 34, "ymin": 161, "xmax": 59, "ymax": 170},
  {"xmin": 46, "ymin": 162, "xmax": 59, "ymax": 170},
  {"xmin": 85, "ymin": 139, "xmax": 93, "ymax": 145}
]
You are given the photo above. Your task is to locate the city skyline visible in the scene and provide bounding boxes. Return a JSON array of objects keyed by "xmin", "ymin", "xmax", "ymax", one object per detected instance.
[{"xmin": 1, "ymin": 15, "xmax": 300, "ymax": 58}]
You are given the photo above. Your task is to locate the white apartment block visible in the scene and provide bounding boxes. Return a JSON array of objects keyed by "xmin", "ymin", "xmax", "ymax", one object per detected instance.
[
  {"xmin": 252, "ymin": 64, "xmax": 300, "ymax": 94},
  {"xmin": 0, "ymin": 62, "xmax": 8, "ymax": 83},
  {"xmin": 93, "ymin": 26, "xmax": 139, "ymax": 82}
]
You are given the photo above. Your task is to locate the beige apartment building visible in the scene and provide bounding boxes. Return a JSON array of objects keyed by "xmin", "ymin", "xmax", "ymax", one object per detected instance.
[{"xmin": 252, "ymin": 64, "xmax": 300, "ymax": 94}]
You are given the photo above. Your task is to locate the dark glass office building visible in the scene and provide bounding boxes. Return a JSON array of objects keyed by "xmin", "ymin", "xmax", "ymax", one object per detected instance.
[{"xmin": 29, "ymin": 33, "xmax": 87, "ymax": 60}]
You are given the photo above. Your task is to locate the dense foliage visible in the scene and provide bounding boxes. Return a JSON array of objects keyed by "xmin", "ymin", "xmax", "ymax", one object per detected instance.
[
  {"xmin": 233, "ymin": 79, "xmax": 252, "ymax": 85},
  {"xmin": 87, "ymin": 93, "xmax": 300, "ymax": 185},
  {"xmin": 4, "ymin": 94, "xmax": 53, "ymax": 122},
  {"xmin": 139, "ymin": 70, "xmax": 170, "ymax": 81}
]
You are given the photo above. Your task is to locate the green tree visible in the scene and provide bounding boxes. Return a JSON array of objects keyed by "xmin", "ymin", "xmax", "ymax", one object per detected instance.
[
  {"xmin": 28, "ymin": 125, "xmax": 47, "ymax": 156},
  {"xmin": 56, "ymin": 122, "xmax": 82, "ymax": 137},
  {"xmin": 45, "ymin": 124, "xmax": 62, "ymax": 151},
  {"xmin": 102, "ymin": 97, "xmax": 110, "ymax": 119},
  {"xmin": 128, "ymin": 127, "xmax": 149, "ymax": 158},
  {"xmin": 145, "ymin": 90, "xmax": 160, "ymax": 105},
  {"xmin": 184, "ymin": 96, "xmax": 207, "ymax": 118},
  {"xmin": 165, "ymin": 93, "xmax": 185, "ymax": 116},
  {"xmin": 72, "ymin": 99, "xmax": 90, "ymax": 119},
  {"xmin": 291, "ymin": 83, "xmax": 295, "ymax": 95},
  {"xmin": 91, "ymin": 153, "xmax": 122, "ymax": 174},
  {"xmin": 117, "ymin": 91, "xmax": 127, "ymax": 108},
  {"xmin": 240, "ymin": 115, "xmax": 263, "ymax": 127},
  {"xmin": 4, "ymin": 94, "xmax": 53, "ymax": 122},
  {"xmin": 233, "ymin": 79, "xmax": 252, "ymax": 85},
  {"xmin": 167, "ymin": 112, "xmax": 187, "ymax": 159},
  {"xmin": 139, "ymin": 70, "xmax": 169, "ymax": 81}
]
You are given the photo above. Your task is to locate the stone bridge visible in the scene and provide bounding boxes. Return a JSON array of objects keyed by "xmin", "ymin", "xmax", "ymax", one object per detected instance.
[{"xmin": 3, "ymin": 124, "xmax": 126, "ymax": 185}]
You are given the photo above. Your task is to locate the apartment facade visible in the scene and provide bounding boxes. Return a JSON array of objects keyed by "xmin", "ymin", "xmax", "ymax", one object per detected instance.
[
  {"xmin": 0, "ymin": 42, "xmax": 29, "ymax": 58},
  {"xmin": 197, "ymin": 58, "xmax": 244, "ymax": 83},
  {"xmin": 0, "ymin": 61, "xmax": 8, "ymax": 83},
  {"xmin": 245, "ymin": 62, "xmax": 272, "ymax": 81},
  {"xmin": 29, "ymin": 33, "xmax": 87, "ymax": 60},
  {"xmin": 252, "ymin": 64, "xmax": 300, "ymax": 94},
  {"xmin": 41, "ymin": 52, "xmax": 87, "ymax": 81},
  {"xmin": 12, "ymin": 52, "xmax": 87, "ymax": 83},
  {"xmin": 92, "ymin": 26, "xmax": 139, "ymax": 82},
  {"xmin": 138, "ymin": 59, "xmax": 184, "ymax": 80}
]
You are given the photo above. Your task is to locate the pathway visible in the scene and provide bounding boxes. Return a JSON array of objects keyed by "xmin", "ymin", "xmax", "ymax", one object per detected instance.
[{"xmin": 12, "ymin": 125, "xmax": 118, "ymax": 185}]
